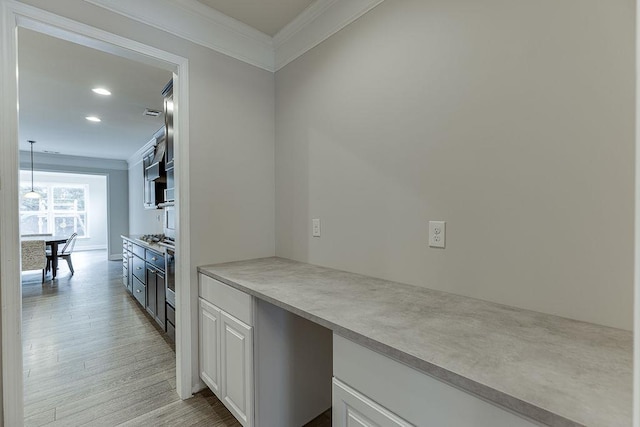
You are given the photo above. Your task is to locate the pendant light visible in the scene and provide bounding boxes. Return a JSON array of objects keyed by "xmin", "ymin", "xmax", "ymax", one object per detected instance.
[{"xmin": 24, "ymin": 140, "xmax": 41, "ymax": 199}]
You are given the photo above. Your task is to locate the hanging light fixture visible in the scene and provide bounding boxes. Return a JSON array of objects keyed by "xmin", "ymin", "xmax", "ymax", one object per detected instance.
[{"xmin": 24, "ymin": 140, "xmax": 41, "ymax": 199}]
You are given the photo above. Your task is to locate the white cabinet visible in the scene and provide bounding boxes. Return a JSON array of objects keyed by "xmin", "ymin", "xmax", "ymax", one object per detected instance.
[
  {"xmin": 333, "ymin": 378, "xmax": 412, "ymax": 427},
  {"xmin": 199, "ymin": 274, "xmax": 254, "ymax": 427},
  {"xmin": 221, "ymin": 311, "xmax": 253, "ymax": 426},
  {"xmin": 199, "ymin": 298, "xmax": 221, "ymax": 396},
  {"xmin": 198, "ymin": 273, "xmax": 331, "ymax": 427}
]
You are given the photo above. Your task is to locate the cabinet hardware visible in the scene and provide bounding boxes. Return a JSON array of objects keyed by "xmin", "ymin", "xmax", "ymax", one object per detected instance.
[
  {"xmin": 152, "ymin": 257, "xmax": 157, "ymax": 261},
  {"xmin": 137, "ymin": 267, "xmax": 142, "ymax": 270},
  {"xmin": 136, "ymin": 289, "xmax": 141, "ymax": 293},
  {"xmin": 149, "ymin": 269, "xmax": 156, "ymax": 274}
]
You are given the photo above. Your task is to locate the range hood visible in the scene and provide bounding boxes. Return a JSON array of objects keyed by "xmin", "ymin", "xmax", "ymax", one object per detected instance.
[{"xmin": 145, "ymin": 138, "xmax": 166, "ymax": 181}]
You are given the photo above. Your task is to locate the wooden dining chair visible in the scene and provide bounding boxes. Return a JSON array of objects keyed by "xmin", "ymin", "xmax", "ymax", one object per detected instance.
[
  {"xmin": 46, "ymin": 232, "xmax": 78, "ymax": 276},
  {"xmin": 21, "ymin": 240, "xmax": 47, "ymax": 283}
]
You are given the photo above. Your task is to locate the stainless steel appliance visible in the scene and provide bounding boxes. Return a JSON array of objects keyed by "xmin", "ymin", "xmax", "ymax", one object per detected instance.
[
  {"xmin": 163, "ymin": 205, "xmax": 176, "ymax": 240},
  {"xmin": 165, "ymin": 247, "xmax": 175, "ymax": 307}
]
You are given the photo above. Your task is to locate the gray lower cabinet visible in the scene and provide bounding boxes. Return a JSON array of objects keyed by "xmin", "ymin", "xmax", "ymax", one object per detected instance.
[
  {"xmin": 132, "ymin": 275, "xmax": 146, "ymax": 306},
  {"xmin": 146, "ymin": 258, "xmax": 166, "ymax": 328},
  {"xmin": 122, "ymin": 238, "xmax": 171, "ymax": 336}
]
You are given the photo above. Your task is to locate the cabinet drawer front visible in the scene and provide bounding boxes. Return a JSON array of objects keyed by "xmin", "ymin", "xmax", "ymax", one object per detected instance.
[
  {"xmin": 333, "ymin": 378, "xmax": 412, "ymax": 427},
  {"xmin": 166, "ymin": 320, "xmax": 175, "ymax": 342},
  {"xmin": 334, "ymin": 335, "xmax": 537, "ymax": 427},
  {"xmin": 166, "ymin": 303, "xmax": 175, "ymax": 325},
  {"xmin": 199, "ymin": 274, "xmax": 252, "ymax": 326},
  {"xmin": 132, "ymin": 255, "xmax": 146, "ymax": 282},
  {"xmin": 146, "ymin": 249, "xmax": 164, "ymax": 270},
  {"xmin": 132, "ymin": 276, "xmax": 146, "ymax": 306},
  {"xmin": 132, "ymin": 244, "xmax": 145, "ymax": 259}
]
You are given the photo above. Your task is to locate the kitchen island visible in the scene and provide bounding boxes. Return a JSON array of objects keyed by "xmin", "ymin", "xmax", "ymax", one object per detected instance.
[{"xmin": 198, "ymin": 257, "xmax": 632, "ymax": 427}]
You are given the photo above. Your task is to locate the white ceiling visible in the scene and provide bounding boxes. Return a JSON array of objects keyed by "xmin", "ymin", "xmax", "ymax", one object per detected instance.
[
  {"xmin": 16, "ymin": 1, "xmax": 342, "ymax": 161},
  {"xmin": 18, "ymin": 28, "xmax": 172, "ymax": 161},
  {"xmin": 196, "ymin": 0, "xmax": 314, "ymax": 36}
]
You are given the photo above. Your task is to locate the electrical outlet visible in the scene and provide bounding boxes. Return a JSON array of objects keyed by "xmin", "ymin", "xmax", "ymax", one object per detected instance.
[
  {"xmin": 429, "ymin": 221, "xmax": 445, "ymax": 248},
  {"xmin": 312, "ymin": 218, "xmax": 321, "ymax": 237}
]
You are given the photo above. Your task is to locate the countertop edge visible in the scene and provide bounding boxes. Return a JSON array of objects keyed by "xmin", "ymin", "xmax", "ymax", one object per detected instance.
[{"xmin": 197, "ymin": 266, "xmax": 583, "ymax": 427}]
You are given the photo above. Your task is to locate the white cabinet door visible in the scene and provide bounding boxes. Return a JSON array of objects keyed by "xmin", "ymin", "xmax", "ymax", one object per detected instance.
[
  {"xmin": 221, "ymin": 311, "xmax": 253, "ymax": 427},
  {"xmin": 199, "ymin": 298, "xmax": 221, "ymax": 397},
  {"xmin": 333, "ymin": 378, "xmax": 412, "ymax": 427}
]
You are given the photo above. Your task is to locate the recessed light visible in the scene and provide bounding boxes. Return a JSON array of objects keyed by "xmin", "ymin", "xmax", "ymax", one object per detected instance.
[
  {"xmin": 92, "ymin": 88, "xmax": 111, "ymax": 96},
  {"xmin": 86, "ymin": 116, "xmax": 101, "ymax": 122}
]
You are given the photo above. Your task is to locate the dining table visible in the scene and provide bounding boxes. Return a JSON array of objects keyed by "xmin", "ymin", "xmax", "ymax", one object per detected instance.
[{"xmin": 21, "ymin": 235, "xmax": 69, "ymax": 279}]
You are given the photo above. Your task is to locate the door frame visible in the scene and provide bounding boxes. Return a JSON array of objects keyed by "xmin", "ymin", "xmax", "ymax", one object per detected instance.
[{"xmin": 0, "ymin": 2, "xmax": 193, "ymax": 425}]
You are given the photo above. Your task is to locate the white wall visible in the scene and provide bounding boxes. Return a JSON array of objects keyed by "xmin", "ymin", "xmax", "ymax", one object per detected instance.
[
  {"xmin": 20, "ymin": 170, "xmax": 108, "ymax": 250},
  {"xmin": 128, "ymin": 156, "xmax": 163, "ymax": 235},
  {"xmin": 275, "ymin": 0, "xmax": 635, "ymax": 330}
]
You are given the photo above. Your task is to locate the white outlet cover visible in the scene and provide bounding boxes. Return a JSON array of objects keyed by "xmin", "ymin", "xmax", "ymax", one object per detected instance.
[
  {"xmin": 312, "ymin": 218, "xmax": 321, "ymax": 237},
  {"xmin": 429, "ymin": 221, "xmax": 446, "ymax": 248}
]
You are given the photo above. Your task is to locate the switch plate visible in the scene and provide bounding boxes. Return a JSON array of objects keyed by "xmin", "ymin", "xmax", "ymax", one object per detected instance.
[
  {"xmin": 312, "ymin": 218, "xmax": 321, "ymax": 237},
  {"xmin": 429, "ymin": 221, "xmax": 445, "ymax": 248}
]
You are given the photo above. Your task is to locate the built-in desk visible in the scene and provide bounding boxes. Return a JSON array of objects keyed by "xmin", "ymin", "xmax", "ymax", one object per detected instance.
[{"xmin": 198, "ymin": 257, "xmax": 632, "ymax": 427}]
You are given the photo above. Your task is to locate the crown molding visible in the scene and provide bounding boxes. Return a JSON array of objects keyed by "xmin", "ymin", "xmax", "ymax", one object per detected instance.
[
  {"xmin": 82, "ymin": 0, "xmax": 275, "ymax": 71},
  {"xmin": 81, "ymin": 0, "xmax": 386, "ymax": 73},
  {"xmin": 273, "ymin": 0, "xmax": 385, "ymax": 71},
  {"xmin": 20, "ymin": 151, "xmax": 129, "ymax": 171}
]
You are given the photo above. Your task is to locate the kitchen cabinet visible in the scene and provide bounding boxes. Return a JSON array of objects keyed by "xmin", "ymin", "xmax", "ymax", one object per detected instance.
[
  {"xmin": 220, "ymin": 310, "xmax": 253, "ymax": 426},
  {"xmin": 122, "ymin": 241, "xmax": 132, "ymax": 293},
  {"xmin": 145, "ymin": 249, "xmax": 166, "ymax": 328},
  {"xmin": 132, "ymin": 254, "xmax": 146, "ymax": 283},
  {"xmin": 199, "ymin": 298, "xmax": 221, "ymax": 396},
  {"xmin": 166, "ymin": 303, "xmax": 176, "ymax": 342},
  {"xmin": 132, "ymin": 275, "xmax": 146, "ymax": 306},
  {"xmin": 146, "ymin": 261, "xmax": 165, "ymax": 328},
  {"xmin": 199, "ymin": 275, "xmax": 254, "ymax": 427},
  {"xmin": 199, "ymin": 273, "xmax": 331, "ymax": 427},
  {"xmin": 122, "ymin": 237, "xmax": 173, "ymax": 339},
  {"xmin": 333, "ymin": 378, "xmax": 411, "ymax": 427}
]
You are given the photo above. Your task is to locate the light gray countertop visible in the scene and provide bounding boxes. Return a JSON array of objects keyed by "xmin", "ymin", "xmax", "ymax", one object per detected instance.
[
  {"xmin": 198, "ymin": 257, "xmax": 632, "ymax": 427},
  {"xmin": 121, "ymin": 234, "xmax": 168, "ymax": 255}
]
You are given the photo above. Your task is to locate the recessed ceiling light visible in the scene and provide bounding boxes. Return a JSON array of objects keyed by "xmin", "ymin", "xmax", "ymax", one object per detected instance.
[
  {"xmin": 86, "ymin": 116, "xmax": 101, "ymax": 122},
  {"xmin": 92, "ymin": 87, "xmax": 111, "ymax": 96}
]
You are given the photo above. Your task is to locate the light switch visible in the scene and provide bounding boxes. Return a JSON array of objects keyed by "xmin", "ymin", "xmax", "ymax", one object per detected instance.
[
  {"xmin": 312, "ymin": 218, "xmax": 321, "ymax": 237},
  {"xmin": 429, "ymin": 221, "xmax": 445, "ymax": 248}
]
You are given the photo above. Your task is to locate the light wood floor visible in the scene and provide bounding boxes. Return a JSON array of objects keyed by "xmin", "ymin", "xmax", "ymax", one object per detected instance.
[
  {"xmin": 22, "ymin": 250, "xmax": 241, "ymax": 427},
  {"xmin": 22, "ymin": 250, "xmax": 331, "ymax": 427}
]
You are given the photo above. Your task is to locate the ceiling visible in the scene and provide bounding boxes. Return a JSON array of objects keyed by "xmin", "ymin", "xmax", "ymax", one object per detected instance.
[
  {"xmin": 18, "ymin": 28, "xmax": 172, "ymax": 161},
  {"xmin": 196, "ymin": 0, "xmax": 314, "ymax": 36},
  {"xmin": 16, "ymin": 1, "xmax": 318, "ymax": 161}
]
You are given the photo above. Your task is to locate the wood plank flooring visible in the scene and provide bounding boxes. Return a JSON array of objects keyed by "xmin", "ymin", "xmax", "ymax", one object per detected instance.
[
  {"xmin": 22, "ymin": 250, "xmax": 332, "ymax": 427},
  {"xmin": 22, "ymin": 250, "xmax": 241, "ymax": 427}
]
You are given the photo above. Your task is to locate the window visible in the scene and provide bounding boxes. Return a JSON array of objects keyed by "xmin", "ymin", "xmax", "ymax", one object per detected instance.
[{"xmin": 20, "ymin": 182, "xmax": 89, "ymax": 237}]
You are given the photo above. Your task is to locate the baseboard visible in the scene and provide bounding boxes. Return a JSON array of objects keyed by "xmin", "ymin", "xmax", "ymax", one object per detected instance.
[
  {"xmin": 108, "ymin": 254, "xmax": 123, "ymax": 261},
  {"xmin": 76, "ymin": 245, "xmax": 108, "ymax": 251}
]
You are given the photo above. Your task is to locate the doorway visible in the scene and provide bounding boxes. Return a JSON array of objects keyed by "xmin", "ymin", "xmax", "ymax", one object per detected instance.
[{"xmin": 0, "ymin": 3, "xmax": 192, "ymax": 426}]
